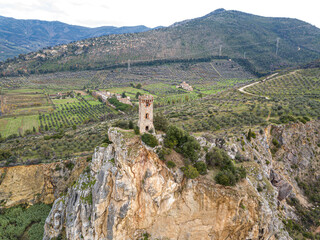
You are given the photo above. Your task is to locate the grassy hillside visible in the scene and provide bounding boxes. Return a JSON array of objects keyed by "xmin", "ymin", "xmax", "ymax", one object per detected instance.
[
  {"xmin": 0, "ymin": 15, "xmax": 151, "ymax": 61},
  {"xmin": 0, "ymin": 9, "xmax": 319, "ymax": 76}
]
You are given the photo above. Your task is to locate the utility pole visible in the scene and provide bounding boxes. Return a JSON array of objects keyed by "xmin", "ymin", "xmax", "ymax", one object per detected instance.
[
  {"xmin": 127, "ymin": 59, "xmax": 131, "ymax": 72},
  {"xmin": 276, "ymin": 38, "xmax": 280, "ymax": 56},
  {"xmin": 219, "ymin": 45, "xmax": 222, "ymax": 56}
]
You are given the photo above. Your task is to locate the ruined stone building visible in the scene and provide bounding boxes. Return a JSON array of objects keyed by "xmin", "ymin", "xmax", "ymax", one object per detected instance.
[
  {"xmin": 138, "ymin": 95, "xmax": 154, "ymax": 133},
  {"xmin": 177, "ymin": 81, "xmax": 193, "ymax": 91}
]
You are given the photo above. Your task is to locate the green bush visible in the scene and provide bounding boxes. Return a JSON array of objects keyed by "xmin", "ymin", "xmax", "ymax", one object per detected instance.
[
  {"xmin": 129, "ymin": 120, "xmax": 134, "ymax": 129},
  {"xmin": 247, "ymin": 129, "xmax": 256, "ymax": 141},
  {"xmin": 154, "ymin": 113, "xmax": 169, "ymax": 132},
  {"xmin": 113, "ymin": 120, "xmax": 129, "ymax": 129},
  {"xmin": 205, "ymin": 147, "xmax": 230, "ymax": 168},
  {"xmin": 65, "ymin": 162, "xmax": 75, "ymax": 171},
  {"xmin": 194, "ymin": 162, "xmax": 207, "ymax": 175},
  {"xmin": 215, "ymin": 170, "xmax": 236, "ymax": 186},
  {"xmin": 156, "ymin": 147, "xmax": 171, "ymax": 161},
  {"xmin": 141, "ymin": 133, "xmax": 158, "ymax": 147},
  {"xmin": 166, "ymin": 161, "xmax": 176, "ymax": 168},
  {"xmin": 182, "ymin": 165, "xmax": 199, "ymax": 179},
  {"xmin": 102, "ymin": 135, "xmax": 112, "ymax": 144},
  {"xmin": 272, "ymin": 138, "xmax": 280, "ymax": 148},
  {"xmin": 134, "ymin": 126, "xmax": 140, "ymax": 135},
  {"xmin": 0, "ymin": 149, "xmax": 12, "ymax": 161},
  {"xmin": 206, "ymin": 148, "xmax": 246, "ymax": 186},
  {"xmin": 279, "ymin": 115, "xmax": 296, "ymax": 124},
  {"xmin": 164, "ymin": 125, "xmax": 200, "ymax": 162}
]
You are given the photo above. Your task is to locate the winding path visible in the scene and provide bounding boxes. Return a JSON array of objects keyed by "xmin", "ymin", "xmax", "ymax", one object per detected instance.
[{"xmin": 238, "ymin": 73, "xmax": 279, "ymax": 100}]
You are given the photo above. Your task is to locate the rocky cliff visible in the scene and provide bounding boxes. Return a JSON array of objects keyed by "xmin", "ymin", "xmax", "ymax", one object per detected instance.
[
  {"xmin": 0, "ymin": 158, "xmax": 88, "ymax": 208},
  {"xmin": 43, "ymin": 128, "xmax": 293, "ymax": 240}
]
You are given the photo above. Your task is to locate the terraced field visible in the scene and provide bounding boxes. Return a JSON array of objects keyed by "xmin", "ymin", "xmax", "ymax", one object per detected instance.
[
  {"xmin": 39, "ymin": 96, "xmax": 118, "ymax": 131},
  {"xmin": 245, "ymin": 68, "xmax": 320, "ymax": 120},
  {"xmin": 246, "ymin": 69, "xmax": 320, "ymax": 99},
  {"xmin": 0, "ymin": 89, "xmax": 51, "ymax": 116}
]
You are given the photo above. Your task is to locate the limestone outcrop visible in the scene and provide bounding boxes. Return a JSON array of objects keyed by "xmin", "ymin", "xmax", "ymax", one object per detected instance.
[
  {"xmin": 43, "ymin": 128, "xmax": 291, "ymax": 240},
  {"xmin": 0, "ymin": 158, "xmax": 87, "ymax": 207}
]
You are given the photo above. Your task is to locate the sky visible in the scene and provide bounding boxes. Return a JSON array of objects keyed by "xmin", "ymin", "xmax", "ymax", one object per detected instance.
[{"xmin": 0, "ymin": 0, "xmax": 319, "ymax": 28}]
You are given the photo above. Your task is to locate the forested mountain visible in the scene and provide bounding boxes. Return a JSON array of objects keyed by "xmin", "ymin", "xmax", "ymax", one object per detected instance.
[
  {"xmin": 0, "ymin": 15, "xmax": 151, "ymax": 61},
  {"xmin": 1, "ymin": 9, "xmax": 319, "ymax": 76}
]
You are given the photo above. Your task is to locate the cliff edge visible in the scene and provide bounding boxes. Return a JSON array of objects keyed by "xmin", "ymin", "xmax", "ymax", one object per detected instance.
[{"xmin": 43, "ymin": 128, "xmax": 291, "ymax": 240}]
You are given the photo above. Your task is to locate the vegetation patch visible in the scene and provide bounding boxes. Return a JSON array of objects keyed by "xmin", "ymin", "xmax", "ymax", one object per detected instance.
[
  {"xmin": 0, "ymin": 203, "xmax": 51, "ymax": 240},
  {"xmin": 141, "ymin": 133, "xmax": 158, "ymax": 147},
  {"xmin": 206, "ymin": 147, "xmax": 246, "ymax": 186}
]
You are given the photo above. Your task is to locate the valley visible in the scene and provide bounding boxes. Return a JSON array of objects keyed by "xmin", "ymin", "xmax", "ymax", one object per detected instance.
[{"xmin": 0, "ymin": 7, "xmax": 320, "ymax": 240}]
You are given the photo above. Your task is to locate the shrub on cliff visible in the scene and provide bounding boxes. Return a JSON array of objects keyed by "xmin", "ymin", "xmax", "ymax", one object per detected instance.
[
  {"xmin": 215, "ymin": 170, "xmax": 236, "ymax": 186},
  {"xmin": 164, "ymin": 125, "xmax": 200, "ymax": 162},
  {"xmin": 205, "ymin": 147, "xmax": 230, "ymax": 168},
  {"xmin": 181, "ymin": 165, "xmax": 199, "ymax": 179},
  {"xmin": 141, "ymin": 133, "xmax": 158, "ymax": 147},
  {"xmin": 166, "ymin": 160, "xmax": 176, "ymax": 168},
  {"xmin": 206, "ymin": 148, "xmax": 246, "ymax": 186},
  {"xmin": 194, "ymin": 162, "xmax": 207, "ymax": 175}
]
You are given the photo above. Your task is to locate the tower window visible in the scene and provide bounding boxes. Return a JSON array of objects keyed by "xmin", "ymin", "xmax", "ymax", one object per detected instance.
[
  {"xmin": 146, "ymin": 126, "xmax": 149, "ymax": 131},
  {"xmin": 145, "ymin": 113, "xmax": 149, "ymax": 119},
  {"xmin": 146, "ymin": 102, "xmax": 150, "ymax": 107}
]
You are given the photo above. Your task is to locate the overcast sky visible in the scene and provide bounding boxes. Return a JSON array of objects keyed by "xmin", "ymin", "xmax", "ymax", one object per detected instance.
[{"xmin": 0, "ymin": 0, "xmax": 319, "ymax": 28}]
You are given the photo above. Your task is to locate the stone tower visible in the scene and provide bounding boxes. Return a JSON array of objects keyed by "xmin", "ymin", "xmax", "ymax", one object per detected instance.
[{"xmin": 138, "ymin": 95, "xmax": 154, "ymax": 133}]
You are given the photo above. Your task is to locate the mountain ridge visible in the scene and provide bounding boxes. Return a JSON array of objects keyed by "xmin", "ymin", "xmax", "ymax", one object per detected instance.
[
  {"xmin": 0, "ymin": 9, "xmax": 319, "ymax": 76},
  {"xmin": 0, "ymin": 15, "xmax": 152, "ymax": 61}
]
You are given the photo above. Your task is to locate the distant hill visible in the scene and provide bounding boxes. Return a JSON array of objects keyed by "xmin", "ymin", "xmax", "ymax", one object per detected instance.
[
  {"xmin": 1, "ymin": 9, "xmax": 319, "ymax": 76},
  {"xmin": 0, "ymin": 15, "xmax": 151, "ymax": 61}
]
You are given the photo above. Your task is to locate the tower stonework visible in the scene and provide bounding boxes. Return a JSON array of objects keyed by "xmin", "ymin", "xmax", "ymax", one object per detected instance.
[{"xmin": 138, "ymin": 95, "xmax": 154, "ymax": 133}]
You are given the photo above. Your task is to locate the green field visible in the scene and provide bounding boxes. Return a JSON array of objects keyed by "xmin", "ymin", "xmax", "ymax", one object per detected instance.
[
  {"xmin": 52, "ymin": 98, "xmax": 79, "ymax": 105},
  {"xmin": 0, "ymin": 88, "xmax": 118, "ymax": 137},
  {"xmin": 0, "ymin": 115, "xmax": 39, "ymax": 137}
]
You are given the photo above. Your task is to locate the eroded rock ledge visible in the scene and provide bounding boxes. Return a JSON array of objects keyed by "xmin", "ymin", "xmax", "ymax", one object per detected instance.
[{"xmin": 43, "ymin": 128, "xmax": 291, "ymax": 240}]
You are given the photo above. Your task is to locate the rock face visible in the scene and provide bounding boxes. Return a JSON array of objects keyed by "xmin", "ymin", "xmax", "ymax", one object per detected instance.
[
  {"xmin": 43, "ymin": 128, "xmax": 291, "ymax": 240},
  {"xmin": 0, "ymin": 159, "xmax": 87, "ymax": 208}
]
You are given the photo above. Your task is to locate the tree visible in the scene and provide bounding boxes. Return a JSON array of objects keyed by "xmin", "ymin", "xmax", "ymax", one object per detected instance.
[
  {"xmin": 182, "ymin": 165, "xmax": 199, "ymax": 179},
  {"xmin": 205, "ymin": 147, "xmax": 231, "ymax": 168},
  {"xmin": 129, "ymin": 120, "xmax": 134, "ymax": 129},
  {"xmin": 0, "ymin": 149, "xmax": 12, "ymax": 160},
  {"xmin": 166, "ymin": 161, "xmax": 176, "ymax": 168},
  {"xmin": 154, "ymin": 113, "xmax": 168, "ymax": 132},
  {"xmin": 121, "ymin": 92, "xmax": 127, "ymax": 98},
  {"xmin": 194, "ymin": 162, "xmax": 207, "ymax": 175},
  {"xmin": 134, "ymin": 126, "xmax": 140, "ymax": 135},
  {"xmin": 164, "ymin": 125, "xmax": 200, "ymax": 162},
  {"xmin": 141, "ymin": 133, "xmax": 158, "ymax": 147},
  {"xmin": 135, "ymin": 92, "xmax": 142, "ymax": 99},
  {"xmin": 164, "ymin": 125, "xmax": 185, "ymax": 149},
  {"xmin": 136, "ymin": 83, "xmax": 142, "ymax": 89},
  {"xmin": 215, "ymin": 170, "xmax": 236, "ymax": 186},
  {"xmin": 247, "ymin": 129, "xmax": 256, "ymax": 141},
  {"xmin": 247, "ymin": 129, "xmax": 252, "ymax": 141},
  {"xmin": 40, "ymin": 145, "xmax": 53, "ymax": 159}
]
